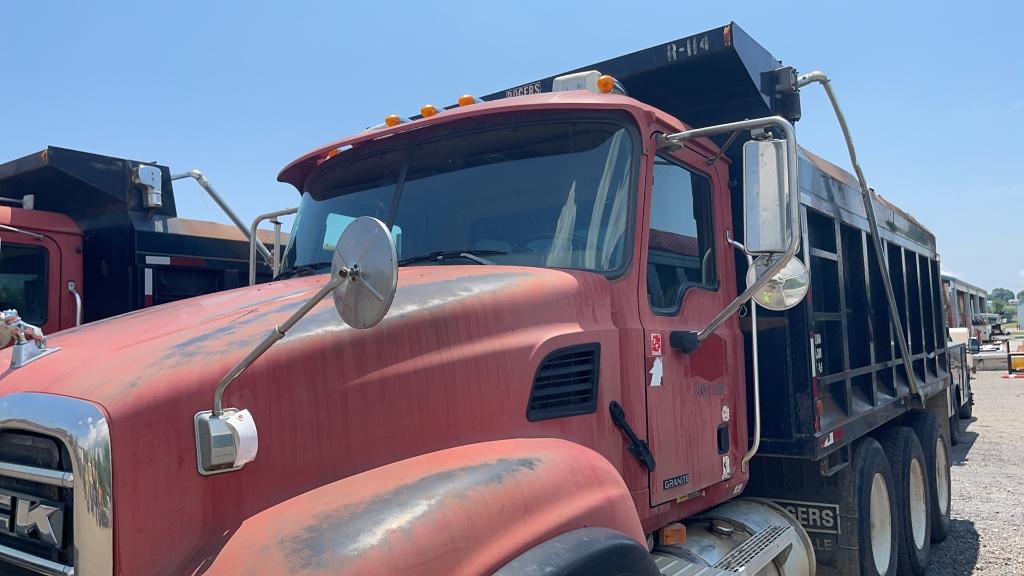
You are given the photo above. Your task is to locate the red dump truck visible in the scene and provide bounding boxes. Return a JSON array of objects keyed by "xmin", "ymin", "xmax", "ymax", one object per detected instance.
[
  {"xmin": 0, "ymin": 146, "xmax": 283, "ymax": 337},
  {"xmin": 0, "ymin": 23, "xmax": 962, "ymax": 576}
]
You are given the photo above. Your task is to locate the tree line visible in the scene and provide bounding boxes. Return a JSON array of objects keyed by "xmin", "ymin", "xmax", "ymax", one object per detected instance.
[{"xmin": 988, "ymin": 288, "xmax": 1023, "ymax": 321}]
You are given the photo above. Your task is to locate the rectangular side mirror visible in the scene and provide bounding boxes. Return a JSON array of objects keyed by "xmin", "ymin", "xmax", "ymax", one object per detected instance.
[
  {"xmin": 742, "ymin": 138, "xmax": 790, "ymax": 254},
  {"xmin": 134, "ymin": 165, "xmax": 163, "ymax": 209},
  {"xmin": 967, "ymin": 337, "xmax": 980, "ymax": 354}
]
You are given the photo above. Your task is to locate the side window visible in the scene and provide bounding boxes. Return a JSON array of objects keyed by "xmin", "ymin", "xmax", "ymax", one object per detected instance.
[
  {"xmin": 0, "ymin": 243, "xmax": 49, "ymax": 325},
  {"xmin": 647, "ymin": 156, "xmax": 715, "ymax": 312}
]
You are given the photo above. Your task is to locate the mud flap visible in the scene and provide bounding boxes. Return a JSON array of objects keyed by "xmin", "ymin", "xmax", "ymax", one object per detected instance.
[{"xmin": 744, "ymin": 453, "xmax": 861, "ymax": 576}]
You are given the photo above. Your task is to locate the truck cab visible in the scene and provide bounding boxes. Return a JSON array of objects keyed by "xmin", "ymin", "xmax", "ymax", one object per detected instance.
[
  {"xmin": 0, "ymin": 206, "xmax": 82, "ymax": 336},
  {"xmin": 278, "ymin": 91, "xmax": 749, "ymax": 510}
]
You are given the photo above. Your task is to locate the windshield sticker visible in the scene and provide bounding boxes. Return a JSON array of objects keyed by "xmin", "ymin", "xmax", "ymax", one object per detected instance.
[
  {"xmin": 322, "ymin": 213, "xmax": 356, "ymax": 251},
  {"xmin": 323, "ymin": 214, "xmax": 401, "ymax": 257}
]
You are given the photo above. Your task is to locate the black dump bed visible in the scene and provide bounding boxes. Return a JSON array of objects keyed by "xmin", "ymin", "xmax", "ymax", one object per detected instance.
[
  {"xmin": 486, "ymin": 23, "xmax": 799, "ymax": 129},
  {"xmin": 0, "ymin": 147, "xmax": 274, "ymax": 321},
  {"xmin": 0, "ymin": 146, "xmax": 179, "ymax": 222},
  {"xmin": 491, "ymin": 23, "xmax": 951, "ymax": 460}
]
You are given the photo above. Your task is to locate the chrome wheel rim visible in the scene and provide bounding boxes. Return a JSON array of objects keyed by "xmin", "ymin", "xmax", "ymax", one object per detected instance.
[
  {"xmin": 870, "ymin": 472, "xmax": 893, "ymax": 574},
  {"xmin": 909, "ymin": 457, "xmax": 928, "ymax": 549},
  {"xmin": 936, "ymin": 437, "xmax": 950, "ymax": 516}
]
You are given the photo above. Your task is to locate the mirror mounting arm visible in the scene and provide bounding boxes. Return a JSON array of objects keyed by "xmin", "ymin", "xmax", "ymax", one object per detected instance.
[
  {"xmin": 211, "ymin": 266, "xmax": 351, "ymax": 417},
  {"xmin": 197, "ymin": 216, "xmax": 397, "ymax": 475},
  {"xmin": 662, "ymin": 116, "xmax": 801, "ymax": 343}
]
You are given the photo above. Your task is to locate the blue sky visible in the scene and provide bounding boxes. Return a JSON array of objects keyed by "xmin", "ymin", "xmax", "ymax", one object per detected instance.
[{"xmin": 3, "ymin": 1, "xmax": 1022, "ymax": 292}]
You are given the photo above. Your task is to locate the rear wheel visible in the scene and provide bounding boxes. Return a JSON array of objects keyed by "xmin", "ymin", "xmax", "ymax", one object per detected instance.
[
  {"xmin": 853, "ymin": 437, "xmax": 898, "ymax": 576},
  {"xmin": 877, "ymin": 426, "xmax": 931, "ymax": 576},
  {"xmin": 908, "ymin": 413, "xmax": 952, "ymax": 542}
]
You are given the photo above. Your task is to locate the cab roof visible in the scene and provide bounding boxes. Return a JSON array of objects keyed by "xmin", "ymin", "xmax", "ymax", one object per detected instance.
[
  {"xmin": 0, "ymin": 205, "xmax": 80, "ymax": 236},
  {"xmin": 277, "ymin": 91, "xmax": 691, "ymax": 191}
]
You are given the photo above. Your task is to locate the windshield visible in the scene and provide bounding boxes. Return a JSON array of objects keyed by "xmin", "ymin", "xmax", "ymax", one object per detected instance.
[{"xmin": 280, "ymin": 115, "xmax": 636, "ymax": 276}]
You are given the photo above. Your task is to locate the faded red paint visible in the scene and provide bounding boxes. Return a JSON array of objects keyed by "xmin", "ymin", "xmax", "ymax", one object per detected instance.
[
  {"xmin": 0, "ymin": 92, "xmax": 749, "ymax": 574},
  {"xmin": 206, "ymin": 439, "xmax": 644, "ymax": 575},
  {"xmin": 636, "ymin": 116, "xmax": 746, "ymax": 508},
  {"xmin": 279, "ymin": 91, "xmax": 691, "ymax": 190}
]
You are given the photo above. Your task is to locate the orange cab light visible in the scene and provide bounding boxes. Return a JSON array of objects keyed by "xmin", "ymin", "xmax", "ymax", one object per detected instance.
[
  {"xmin": 458, "ymin": 94, "xmax": 479, "ymax": 107},
  {"xmin": 597, "ymin": 75, "xmax": 616, "ymax": 94},
  {"xmin": 326, "ymin": 148, "xmax": 341, "ymax": 159},
  {"xmin": 384, "ymin": 114, "xmax": 402, "ymax": 128},
  {"xmin": 420, "ymin": 104, "xmax": 440, "ymax": 118}
]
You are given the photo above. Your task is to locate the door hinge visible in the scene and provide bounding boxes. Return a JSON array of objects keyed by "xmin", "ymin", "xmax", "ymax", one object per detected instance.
[{"xmin": 609, "ymin": 401, "xmax": 656, "ymax": 471}]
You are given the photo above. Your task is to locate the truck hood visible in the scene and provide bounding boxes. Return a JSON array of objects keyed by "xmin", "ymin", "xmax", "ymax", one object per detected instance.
[
  {"xmin": 0, "ymin": 265, "xmax": 624, "ymax": 576},
  {"xmin": 0, "ymin": 266, "xmax": 597, "ymax": 407}
]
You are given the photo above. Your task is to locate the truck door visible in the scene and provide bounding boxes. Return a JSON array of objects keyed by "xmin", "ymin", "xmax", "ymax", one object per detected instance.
[
  {"xmin": 0, "ymin": 235, "xmax": 63, "ymax": 336},
  {"xmin": 639, "ymin": 144, "xmax": 745, "ymax": 506}
]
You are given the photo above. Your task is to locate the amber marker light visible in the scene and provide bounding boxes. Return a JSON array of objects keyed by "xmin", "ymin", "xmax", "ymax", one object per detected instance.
[
  {"xmin": 458, "ymin": 95, "xmax": 479, "ymax": 107},
  {"xmin": 597, "ymin": 75, "xmax": 616, "ymax": 94},
  {"xmin": 658, "ymin": 522, "xmax": 687, "ymax": 546},
  {"xmin": 384, "ymin": 114, "xmax": 402, "ymax": 128},
  {"xmin": 420, "ymin": 104, "xmax": 439, "ymax": 118}
]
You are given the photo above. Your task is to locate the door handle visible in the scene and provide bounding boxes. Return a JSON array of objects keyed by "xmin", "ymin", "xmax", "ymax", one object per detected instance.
[{"xmin": 67, "ymin": 281, "xmax": 82, "ymax": 327}]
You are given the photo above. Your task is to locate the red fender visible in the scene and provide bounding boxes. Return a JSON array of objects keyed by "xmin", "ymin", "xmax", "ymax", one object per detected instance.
[{"xmin": 204, "ymin": 438, "xmax": 644, "ymax": 575}]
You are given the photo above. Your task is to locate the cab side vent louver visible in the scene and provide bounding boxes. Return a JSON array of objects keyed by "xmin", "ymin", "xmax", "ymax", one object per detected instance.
[{"xmin": 527, "ymin": 344, "xmax": 600, "ymax": 421}]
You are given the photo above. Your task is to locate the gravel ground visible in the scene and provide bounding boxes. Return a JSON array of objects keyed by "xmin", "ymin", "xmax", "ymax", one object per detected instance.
[{"xmin": 928, "ymin": 369, "xmax": 1024, "ymax": 574}]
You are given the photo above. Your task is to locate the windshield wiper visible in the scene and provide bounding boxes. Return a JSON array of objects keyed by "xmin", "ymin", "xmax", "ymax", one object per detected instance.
[
  {"xmin": 276, "ymin": 261, "xmax": 332, "ymax": 279},
  {"xmin": 398, "ymin": 250, "xmax": 506, "ymax": 266}
]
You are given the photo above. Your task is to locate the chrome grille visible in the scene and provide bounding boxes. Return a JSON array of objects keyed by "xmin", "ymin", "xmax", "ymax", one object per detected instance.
[
  {"xmin": 0, "ymin": 393, "xmax": 114, "ymax": 576},
  {"xmin": 0, "ymin": 431, "xmax": 74, "ymax": 575}
]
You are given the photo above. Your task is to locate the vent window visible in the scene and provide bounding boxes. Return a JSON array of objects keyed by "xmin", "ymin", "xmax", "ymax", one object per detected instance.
[{"xmin": 527, "ymin": 344, "xmax": 600, "ymax": 421}]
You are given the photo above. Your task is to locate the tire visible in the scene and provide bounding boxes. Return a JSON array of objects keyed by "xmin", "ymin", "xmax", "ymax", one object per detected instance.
[
  {"xmin": 877, "ymin": 427, "xmax": 931, "ymax": 576},
  {"xmin": 494, "ymin": 527, "xmax": 660, "ymax": 576},
  {"xmin": 853, "ymin": 437, "xmax": 898, "ymax": 576},
  {"xmin": 907, "ymin": 413, "xmax": 952, "ymax": 542}
]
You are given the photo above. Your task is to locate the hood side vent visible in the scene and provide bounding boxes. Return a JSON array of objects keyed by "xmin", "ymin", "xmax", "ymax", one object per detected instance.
[{"xmin": 527, "ymin": 344, "xmax": 600, "ymax": 421}]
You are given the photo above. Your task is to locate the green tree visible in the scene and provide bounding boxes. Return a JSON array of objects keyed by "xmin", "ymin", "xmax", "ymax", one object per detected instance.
[
  {"xmin": 988, "ymin": 288, "xmax": 1014, "ymax": 320},
  {"xmin": 990, "ymin": 287, "xmax": 1014, "ymax": 304}
]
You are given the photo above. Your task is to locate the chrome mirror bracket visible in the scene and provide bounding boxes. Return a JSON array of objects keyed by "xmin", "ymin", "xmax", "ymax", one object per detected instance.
[{"xmin": 3, "ymin": 309, "xmax": 60, "ymax": 369}]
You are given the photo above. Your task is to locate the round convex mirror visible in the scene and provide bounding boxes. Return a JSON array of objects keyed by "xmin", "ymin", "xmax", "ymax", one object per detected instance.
[
  {"xmin": 331, "ymin": 216, "xmax": 398, "ymax": 329},
  {"xmin": 745, "ymin": 255, "xmax": 809, "ymax": 311}
]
